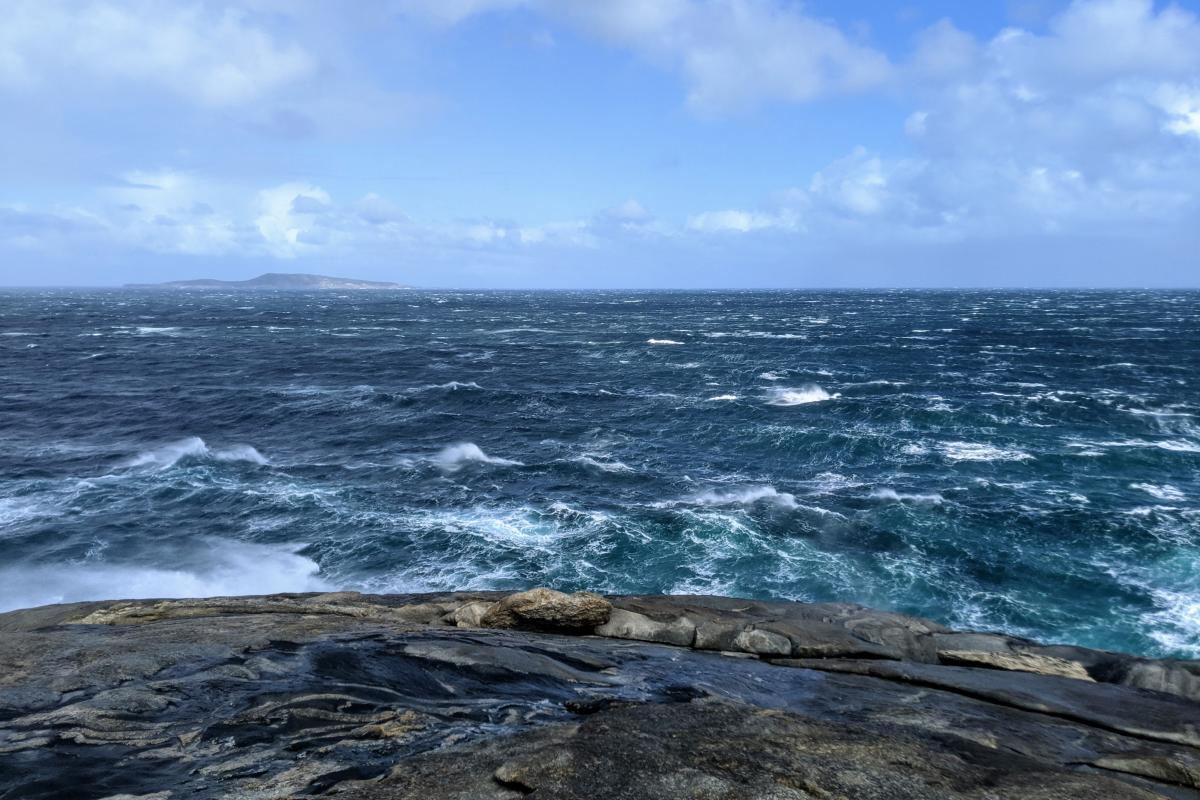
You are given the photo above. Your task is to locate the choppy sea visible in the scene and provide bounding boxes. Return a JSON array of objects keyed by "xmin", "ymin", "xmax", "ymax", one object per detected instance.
[{"xmin": 1, "ymin": 289, "xmax": 1197, "ymax": 657}]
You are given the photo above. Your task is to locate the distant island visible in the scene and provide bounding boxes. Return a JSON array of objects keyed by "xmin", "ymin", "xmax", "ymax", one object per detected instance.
[{"xmin": 125, "ymin": 272, "xmax": 411, "ymax": 290}]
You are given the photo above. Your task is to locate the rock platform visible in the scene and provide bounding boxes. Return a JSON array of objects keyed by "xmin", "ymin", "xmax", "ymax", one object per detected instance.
[{"xmin": 1, "ymin": 589, "xmax": 1198, "ymax": 798}]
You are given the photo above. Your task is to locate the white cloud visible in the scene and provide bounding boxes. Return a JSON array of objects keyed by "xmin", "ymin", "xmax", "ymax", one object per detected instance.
[
  {"xmin": 0, "ymin": 0, "xmax": 314, "ymax": 106},
  {"xmin": 1, "ymin": 173, "xmax": 623, "ymax": 260},
  {"xmin": 1028, "ymin": 0, "xmax": 1200, "ymax": 81},
  {"xmin": 767, "ymin": 0, "xmax": 1200, "ymax": 240},
  {"xmin": 808, "ymin": 148, "xmax": 889, "ymax": 217},
  {"xmin": 1155, "ymin": 84, "xmax": 1200, "ymax": 137},
  {"xmin": 256, "ymin": 183, "xmax": 332, "ymax": 257},
  {"xmin": 102, "ymin": 169, "xmax": 246, "ymax": 256},
  {"xmin": 394, "ymin": 0, "xmax": 892, "ymax": 114},
  {"xmin": 392, "ymin": 0, "xmax": 529, "ymax": 27},
  {"xmin": 3, "ymin": 0, "xmax": 1199, "ymax": 283},
  {"xmin": 686, "ymin": 208, "xmax": 788, "ymax": 233},
  {"xmin": 554, "ymin": 0, "xmax": 892, "ymax": 114}
]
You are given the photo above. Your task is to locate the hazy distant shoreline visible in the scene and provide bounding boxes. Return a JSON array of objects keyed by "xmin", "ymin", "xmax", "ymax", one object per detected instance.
[{"xmin": 124, "ymin": 272, "xmax": 411, "ymax": 290}]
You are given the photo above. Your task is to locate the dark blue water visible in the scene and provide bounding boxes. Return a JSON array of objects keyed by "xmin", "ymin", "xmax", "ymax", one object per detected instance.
[{"xmin": 1, "ymin": 289, "xmax": 1197, "ymax": 657}]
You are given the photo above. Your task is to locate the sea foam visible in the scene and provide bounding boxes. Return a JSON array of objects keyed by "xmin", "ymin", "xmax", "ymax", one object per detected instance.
[
  {"xmin": 765, "ymin": 385, "xmax": 838, "ymax": 406},
  {"xmin": 571, "ymin": 454, "xmax": 636, "ymax": 473},
  {"xmin": 939, "ymin": 441, "xmax": 1032, "ymax": 462},
  {"xmin": 1131, "ymin": 483, "xmax": 1186, "ymax": 501},
  {"xmin": 432, "ymin": 443, "xmax": 523, "ymax": 470},
  {"xmin": 869, "ymin": 488, "xmax": 945, "ymax": 505},
  {"xmin": 0, "ymin": 541, "xmax": 329, "ymax": 613},
  {"xmin": 665, "ymin": 485, "xmax": 800, "ymax": 510},
  {"xmin": 125, "ymin": 437, "xmax": 269, "ymax": 469}
]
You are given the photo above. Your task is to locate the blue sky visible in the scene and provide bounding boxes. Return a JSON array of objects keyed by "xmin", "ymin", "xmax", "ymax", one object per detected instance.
[{"xmin": 2, "ymin": 0, "xmax": 1199, "ymax": 287}]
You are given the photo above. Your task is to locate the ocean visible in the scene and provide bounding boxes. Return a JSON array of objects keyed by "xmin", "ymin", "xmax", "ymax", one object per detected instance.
[{"xmin": 1, "ymin": 289, "xmax": 1197, "ymax": 658}]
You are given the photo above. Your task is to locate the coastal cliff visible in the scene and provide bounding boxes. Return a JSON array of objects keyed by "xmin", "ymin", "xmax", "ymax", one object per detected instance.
[{"xmin": 2, "ymin": 590, "xmax": 1198, "ymax": 799}]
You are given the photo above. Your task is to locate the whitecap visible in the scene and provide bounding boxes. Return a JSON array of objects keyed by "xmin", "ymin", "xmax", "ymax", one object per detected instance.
[
  {"xmin": 432, "ymin": 443, "xmax": 523, "ymax": 471},
  {"xmin": 939, "ymin": 441, "xmax": 1033, "ymax": 462},
  {"xmin": 571, "ymin": 455, "xmax": 635, "ymax": 473},
  {"xmin": 646, "ymin": 338, "xmax": 684, "ymax": 345},
  {"xmin": 706, "ymin": 394, "xmax": 739, "ymax": 402},
  {"xmin": 408, "ymin": 381, "xmax": 483, "ymax": 393},
  {"xmin": 759, "ymin": 372, "xmax": 784, "ymax": 381},
  {"xmin": 0, "ymin": 497, "xmax": 61, "ymax": 527},
  {"xmin": 1084, "ymin": 438, "xmax": 1200, "ymax": 454},
  {"xmin": 665, "ymin": 485, "xmax": 799, "ymax": 510},
  {"xmin": 124, "ymin": 437, "xmax": 268, "ymax": 469},
  {"xmin": 1131, "ymin": 483, "xmax": 1187, "ymax": 501},
  {"xmin": 869, "ymin": 488, "xmax": 945, "ymax": 505},
  {"xmin": 212, "ymin": 444, "xmax": 270, "ymax": 465},
  {"xmin": 1146, "ymin": 588, "xmax": 1200, "ymax": 657},
  {"xmin": 490, "ymin": 327, "xmax": 560, "ymax": 334},
  {"xmin": 765, "ymin": 385, "xmax": 838, "ymax": 406}
]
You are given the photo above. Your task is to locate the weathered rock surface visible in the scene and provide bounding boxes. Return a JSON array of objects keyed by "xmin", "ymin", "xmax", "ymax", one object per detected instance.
[
  {"xmin": 477, "ymin": 588, "xmax": 611, "ymax": 631},
  {"xmin": 335, "ymin": 701, "xmax": 1172, "ymax": 800},
  {"xmin": 0, "ymin": 589, "xmax": 1196, "ymax": 799}
]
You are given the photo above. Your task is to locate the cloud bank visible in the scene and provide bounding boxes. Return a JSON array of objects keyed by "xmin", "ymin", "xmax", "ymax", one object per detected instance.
[{"xmin": 2, "ymin": 0, "xmax": 1198, "ymax": 286}]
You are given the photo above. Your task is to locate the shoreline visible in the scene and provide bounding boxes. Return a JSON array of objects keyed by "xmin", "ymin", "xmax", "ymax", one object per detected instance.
[{"xmin": 3, "ymin": 588, "xmax": 1199, "ymax": 798}]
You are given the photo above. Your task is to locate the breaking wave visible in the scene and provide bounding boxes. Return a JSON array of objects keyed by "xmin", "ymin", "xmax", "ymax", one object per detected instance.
[
  {"xmin": 124, "ymin": 437, "xmax": 269, "ymax": 469},
  {"xmin": 869, "ymin": 488, "xmax": 945, "ymax": 505},
  {"xmin": 661, "ymin": 485, "xmax": 800, "ymax": 510},
  {"xmin": 0, "ymin": 542, "xmax": 328, "ymax": 613},
  {"xmin": 765, "ymin": 385, "xmax": 837, "ymax": 406},
  {"xmin": 939, "ymin": 442, "xmax": 1033, "ymax": 463},
  {"xmin": 432, "ymin": 443, "xmax": 524, "ymax": 470}
]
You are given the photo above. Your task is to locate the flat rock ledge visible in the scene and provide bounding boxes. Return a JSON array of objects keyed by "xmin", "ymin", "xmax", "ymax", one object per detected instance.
[{"xmin": 1, "ymin": 589, "xmax": 1198, "ymax": 799}]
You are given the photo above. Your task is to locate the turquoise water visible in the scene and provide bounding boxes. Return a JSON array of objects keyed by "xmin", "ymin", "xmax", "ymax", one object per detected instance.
[{"xmin": 1, "ymin": 289, "xmax": 1197, "ymax": 657}]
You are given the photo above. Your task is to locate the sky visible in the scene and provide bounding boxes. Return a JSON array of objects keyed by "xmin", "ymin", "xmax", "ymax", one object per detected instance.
[{"xmin": 2, "ymin": 0, "xmax": 1199, "ymax": 288}]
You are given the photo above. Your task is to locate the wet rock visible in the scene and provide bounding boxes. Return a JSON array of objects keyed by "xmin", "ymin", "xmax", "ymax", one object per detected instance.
[
  {"xmin": 594, "ymin": 607, "xmax": 696, "ymax": 646},
  {"xmin": 1093, "ymin": 754, "xmax": 1200, "ymax": 791},
  {"xmin": 480, "ymin": 588, "xmax": 611, "ymax": 632},
  {"xmin": 1117, "ymin": 660, "xmax": 1200, "ymax": 703},
  {"xmin": 1, "ymin": 591, "xmax": 1198, "ymax": 799},
  {"xmin": 450, "ymin": 600, "xmax": 496, "ymax": 628},
  {"xmin": 341, "ymin": 701, "xmax": 1166, "ymax": 800},
  {"xmin": 939, "ymin": 648, "xmax": 1095, "ymax": 681},
  {"xmin": 732, "ymin": 626, "xmax": 793, "ymax": 656},
  {"xmin": 783, "ymin": 658, "xmax": 1200, "ymax": 749}
]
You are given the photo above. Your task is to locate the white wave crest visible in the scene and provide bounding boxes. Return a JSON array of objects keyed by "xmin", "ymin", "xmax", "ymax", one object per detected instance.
[
  {"xmin": 1131, "ymin": 483, "xmax": 1186, "ymax": 501},
  {"xmin": 870, "ymin": 488, "xmax": 944, "ymax": 505},
  {"xmin": 765, "ymin": 385, "xmax": 837, "ymax": 406},
  {"xmin": 433, "ymin": 442, "xmax": 523, "ymax": 471},
  {"xmin": 1072, "ymin": 438, "xmax": 1200, "ymax": 454},
  {"xmin": 1146, "ymin": 588, "xmax": 1200, "ymax": 658},
  {"xmin": 0, "ymin": 542, "xmax": 329, "ymax": 612},
  {"xmin": 666, "ymin": 485, "xmax": 799, "ymax": 510},
  {"xmin": 571, "ymin": 455, "xmax": 635, "ymax": 473},
  {"xmin": 125, "ymin": 437, "xmax": 268, "ymax": 469},
  {"xmin": 706, "ymin": 394, "xmax": 739, "ymax": 402},
  {"xmin": 409, "ymin": 381, "xmax": 483, "ymax": 393},
  {"xmin": 939, "ymin": 441, "xmax": 1032, "ymax": 462},
  {"xmin": 646, "ymin": 338, "xmax": 684, "ymax": 345}
]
